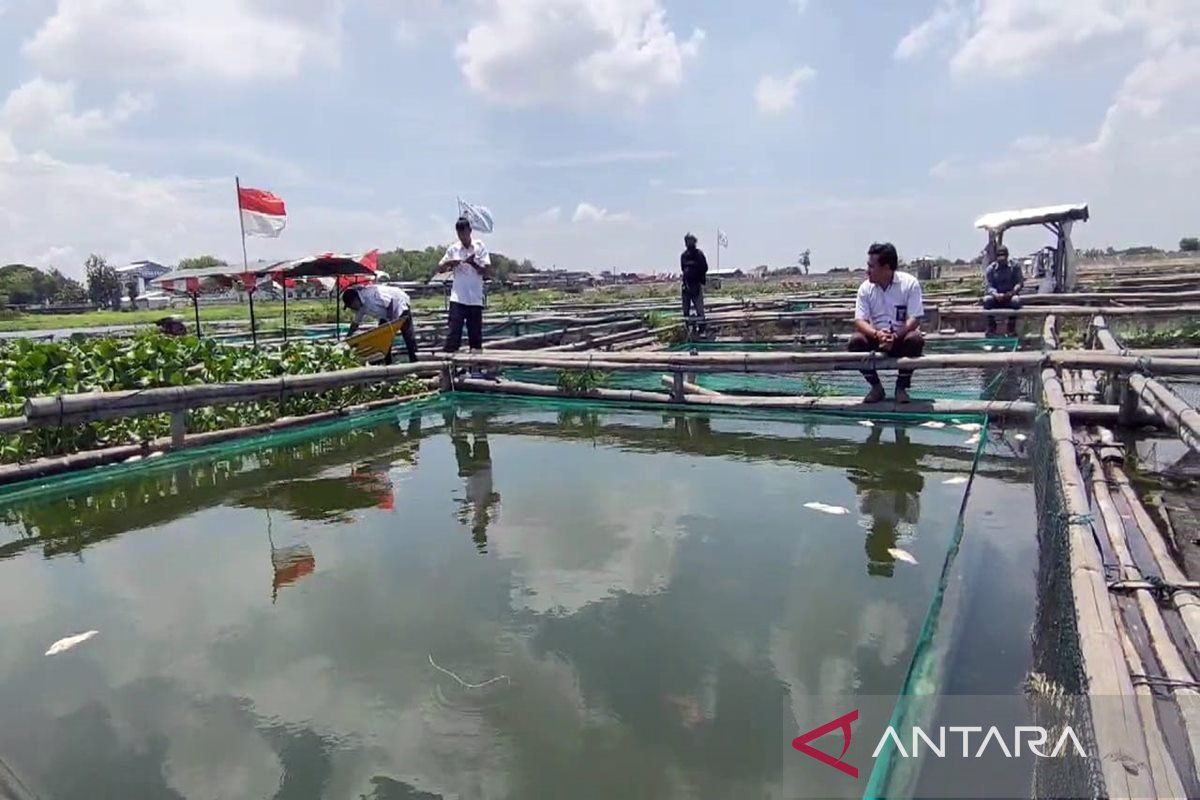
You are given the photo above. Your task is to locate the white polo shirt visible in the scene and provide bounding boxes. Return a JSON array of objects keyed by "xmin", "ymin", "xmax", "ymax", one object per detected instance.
[
  {"xmin": 439, "ymin": 239, "xmax": 490, "ymax": 307},
  {"xmin": 854, "ymin": 270, "xmax": 925, "ymax": 333},
  {"xmin": 351, "ymin": 284, "xmax": 410, "ymax": 325}
]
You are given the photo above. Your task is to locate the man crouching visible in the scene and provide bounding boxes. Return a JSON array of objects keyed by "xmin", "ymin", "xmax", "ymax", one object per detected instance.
[{"xmin": 848, "ymin": 242, "xmax": 925, "ymax": 404}]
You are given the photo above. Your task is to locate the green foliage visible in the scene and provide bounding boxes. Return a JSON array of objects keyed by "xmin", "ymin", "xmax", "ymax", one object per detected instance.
[
  {"xmin": 85, "ymin": 254, "xmax": 122, "ymax": 310},
  {"xmin": 0, "ymin": 264, "xmax": 87, "ymax": 306},
  {"xmin": 643, "ymin": 312, "xmax": 686, "ymax": 344},
  {"xmin": 0, "ymin": 334, "xmax": 426, "ymax": 464},
  {"xmin": 800, "ymin": 375, "xmax": 838, "ymax": 397},
  {"xmin": 376, "ymin": 246, "xmax": 535, "ymax": 283},
  {"xmin": 1181, "ymin": 237, "xmax": 1200, "ymax": 253},
  {"xmin": 555, "ymin": 368, "xmax": 610, "ymax": 394},
  {"xmin": 1117, "ymin": 321, "xmax": 1200, "ymax": 348},
  {"xmin": 178, "ymin": 255, "xmax": 228, "ymax": 270}
]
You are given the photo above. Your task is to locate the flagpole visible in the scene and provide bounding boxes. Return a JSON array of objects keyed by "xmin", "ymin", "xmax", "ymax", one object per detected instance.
[
  {"xmin": 236, "ymin": 176, "xmax": 258, "ymax": 347},
  {"xmin": 716, "ymin": 227, "xmax": 720, "ymax": 273}
]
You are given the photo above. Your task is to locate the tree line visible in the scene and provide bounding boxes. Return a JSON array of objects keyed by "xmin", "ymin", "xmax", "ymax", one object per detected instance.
[{"xmin": 176, "ymin": 248, "xmax": 537, "ymax": 282}]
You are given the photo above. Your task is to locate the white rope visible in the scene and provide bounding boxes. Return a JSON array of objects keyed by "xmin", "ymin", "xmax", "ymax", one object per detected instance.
[{"xmin": 428, "ymin": 654, "xmax": 510, "ymax": 690}]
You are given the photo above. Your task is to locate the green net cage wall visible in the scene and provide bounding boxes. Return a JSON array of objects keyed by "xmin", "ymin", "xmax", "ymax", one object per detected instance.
[
  {"xmin": 1025, "ymin": 372, "xmax": 1104, "ymax": 800},
  {"xmin": 503, "ymin": 338, "xmax": 1031, "ymax": 402}
]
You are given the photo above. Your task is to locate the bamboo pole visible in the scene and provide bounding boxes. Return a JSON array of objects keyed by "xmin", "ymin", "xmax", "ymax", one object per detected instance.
[
  {"xmin": 1106, "ymin": 462, "xmax": 1200, "ymax": 655},
  {"xmin": 1039, "ymin": 367, "xmax": 1157, "ymax": 800},
  {"xmin": 1129, "ymin": 375, "xmax": 1200, "ymax": 455},
  {"xmin": 24, "ymin": 362, "xmax": 444, "ymax": 423},
  {"xmin": 0, "ymin": 416, "xmax": 29, "ymax": 434},
  {"xmin": 0, "ymin": 390, "xmax": 440, "ymax": 486},
  {"xmin": 454, "ymin": 349, "xmax": 1200, "ymax": 377},
  {"xmin": 1115, "ymin": 624, "xmax": 1189, "ymax": 800},
  {"xmin": 457, "ymin": 376, "xmax": 1043, "ymax": 418}
]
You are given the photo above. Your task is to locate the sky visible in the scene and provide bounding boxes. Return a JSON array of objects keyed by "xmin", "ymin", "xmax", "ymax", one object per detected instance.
[{"xmin": 0, "ymin": 0, "xmax": 1197, "ymax": 277}]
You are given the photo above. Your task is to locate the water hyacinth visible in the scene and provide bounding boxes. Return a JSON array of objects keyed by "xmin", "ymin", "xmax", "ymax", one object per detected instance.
[{"xmin": 0, "ymin": 333, "xmax": 425, "ymax": 463}]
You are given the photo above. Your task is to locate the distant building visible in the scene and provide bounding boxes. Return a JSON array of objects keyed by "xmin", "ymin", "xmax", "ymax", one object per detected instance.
[{"xmin": 114, "ymin": 260, "xmax": 171, "ymax": 296}]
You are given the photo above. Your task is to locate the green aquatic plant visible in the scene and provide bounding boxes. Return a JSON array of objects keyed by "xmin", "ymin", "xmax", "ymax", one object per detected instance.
[
  {"xmin": 556, "ymin": 368, "xmax": 610, "ymax": 394},
  {"xmin": 0, "ymin": 333, "xmax": 425, "ymax": 464},
  {"xmin": 801, "ymin": 375, "xmax": 839, "ymax": 397}
]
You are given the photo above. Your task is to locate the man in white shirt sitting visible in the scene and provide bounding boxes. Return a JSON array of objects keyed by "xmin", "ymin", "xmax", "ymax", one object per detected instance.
[
  {"xmin": 438, "ymin": 217, "xmax": 490, "ymax": 353},
  {"xmin": 342, "ymin": 283, "xmax": 419, "ymax": 363},
  {"xmin": 848, "ymin": 242, "xmax": 926, "ymax": 404}
]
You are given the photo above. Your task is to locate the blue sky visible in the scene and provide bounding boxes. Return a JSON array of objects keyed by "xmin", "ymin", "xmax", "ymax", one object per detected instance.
[{"xmin": 0, "ymin": 0, "xmax": 1197, "ymax": 276}]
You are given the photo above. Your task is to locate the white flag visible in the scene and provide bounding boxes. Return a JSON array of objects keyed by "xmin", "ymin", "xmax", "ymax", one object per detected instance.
[
  {"xmin": 457, "ymin": 199, "xmax": 495, "ymax": 233},
  {"xmin": 717, "ymin": 229, "xmax": 729, "ymax": 249}
]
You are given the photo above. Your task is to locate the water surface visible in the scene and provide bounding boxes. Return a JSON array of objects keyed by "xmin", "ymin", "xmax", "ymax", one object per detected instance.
[{"xmin": 0, "ymin": 398, "xmax": 1034, "ymax": 799}]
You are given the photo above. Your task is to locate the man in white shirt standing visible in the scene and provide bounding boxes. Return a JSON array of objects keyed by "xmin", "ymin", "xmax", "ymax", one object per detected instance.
[
  {"xmin": 849, "ymin": 242, "xmax": 926, "ymax": 404},
  {"xmin": 343, "ymin": 283, "xmax": 418, "ymax": 363},
  {"xmin": 438, "ymin": 217, "xmax": 490, "ymax": 353}
]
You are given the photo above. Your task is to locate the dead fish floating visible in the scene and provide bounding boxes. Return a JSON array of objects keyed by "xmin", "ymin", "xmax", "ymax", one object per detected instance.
[
  {"xmin": 887, "ymin": 548, "xmax": 919, "ymax": 566},
  {"xmin": 804, "ymin": 502, "xmax": 850, "ymax": 516},
  {"xmin": 45, "ymin": 630, "xmax": 98, "ymax": 656},
  {"xmin": 965, "ymin": 434, "xmax": 982, "ymax": 446},
  {"xmin": 955, "ymin": 423, "xmax": 983, "ymax": 433},
  {"xmin": 920, "ymin": 421, "xmax": 947, "ymax": 429},
  {"xmin": 858, "ymin": 420, "xmax": 876, "ymax": 428},
  {"xmin": 943, "ymin": 476, "xmax": 969, "ymax": 485}
]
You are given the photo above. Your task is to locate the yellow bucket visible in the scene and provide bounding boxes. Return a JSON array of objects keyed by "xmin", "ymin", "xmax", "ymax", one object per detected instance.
[{"xmin": 345, "ymin": 318, "xmax": 406, "ymax": 362}]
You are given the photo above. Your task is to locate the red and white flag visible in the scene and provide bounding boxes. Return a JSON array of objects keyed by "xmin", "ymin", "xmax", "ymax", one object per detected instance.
[{"xmin": 238, "ymin": 186, "xmax": 287, "ymax": 238}]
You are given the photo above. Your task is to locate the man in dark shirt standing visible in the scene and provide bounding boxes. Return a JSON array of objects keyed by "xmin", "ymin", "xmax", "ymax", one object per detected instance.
[
  {"xmin": 680, "ymin": 233, "xmax": 708, "ymax": 331},
  {"xmin": 982, "ymin": 245, "xmax": 1025, "ymax": 336}
]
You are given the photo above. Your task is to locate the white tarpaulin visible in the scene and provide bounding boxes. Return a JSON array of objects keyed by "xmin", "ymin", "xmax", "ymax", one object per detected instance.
[{"xmin": 974, "ymin": 203, "xmax": 1088, "ymax": 233}]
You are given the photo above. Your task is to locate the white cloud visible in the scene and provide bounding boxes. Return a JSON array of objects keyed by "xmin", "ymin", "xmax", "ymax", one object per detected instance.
[
  {"xmin": 526, "ymin": 206, "xmax": 562, "ymax": 224},
  {"xmin": 894, "ymin": 0, "xmax": 965, "ymax": 61},
  {"xmin": 2, "ymin": 78, "xmax": 151, "ymax": 143},
  {"xmin": 754, "ymin": 66, "xmax": 815, "ymax": 114},
  {"xmin": 457, "ymin": 0, "xmax": 704, "ymax": 106},
  {"xmin": 572, "ymin": 202, "xmax": 632, "ymax": 224},
  {"xmin": 897, "ymin": 0, "xmax": 1200, "ymax": 78},
  {"xmin": 24, "ymin": 0, "xmax": 347, "ymax": 82},
  {"xmin": 0, "ymin": 140, "xmax": 434, "ymax": 276}
]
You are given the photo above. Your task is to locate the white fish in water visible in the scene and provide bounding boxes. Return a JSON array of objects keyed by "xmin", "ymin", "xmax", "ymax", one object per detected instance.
[
  {"xmin": 983, "ymin": 345, "xmax": 994, "ymax": 352},
  {"xmin": 149, "ymin": 451, "xmax": 165, "ymax": 459},
  {"xmin": 920, "ymin": 421, "xmax": 946, "ymax": 429},
  {"xmin": 124, "ymin": 455, "xmax": 142, "ymax": 463},
  {"xmin": 943, "ymin": 476, "xmax": 969, "ymax": 485},
  {"xmin": 888, "ymin": 548, "xmax": 919, "ymax": 565},
  {"xmin": 45, "ymin": 630, "xmax": 98, "ymax": 656},
  {"xmin": 955, "ymin": 423, "xmax": 983, "ymax": 433},
  {"xmin": 1014, "ymin": 434, "xmax": 1028, "ymax": 443},
  {"xmin": 804, "ymin": 502, "xmax": 850, "ymax": 516},
  {"xmin": 858, "ymin": 420, "xmax": 875, "ymax": 428},
  {"xmin": 965, "ymin": 434, "xmax": 982, "ymax": 446}
]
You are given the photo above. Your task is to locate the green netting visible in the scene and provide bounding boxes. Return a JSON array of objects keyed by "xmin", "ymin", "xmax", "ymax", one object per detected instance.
[
  {"xmin": 505, "ymin": 338, "xmax": 1026, "ymax": 401},
  {"xmin": 0, "ymin": 396, "xmax": 450, "ymax": 505},
  {"xmin": 862, "ymin": 413, "xmax": 990, "ymax": 799},
  {"xmin": 1023, "ymin": 375, "xmax": 1103, "ymax": 800}
]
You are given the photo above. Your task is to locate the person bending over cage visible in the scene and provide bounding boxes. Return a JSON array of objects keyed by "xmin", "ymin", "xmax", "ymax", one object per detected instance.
[{"xmin": 342, "ymin": 284, "xmax": 419, "ymax": 364}]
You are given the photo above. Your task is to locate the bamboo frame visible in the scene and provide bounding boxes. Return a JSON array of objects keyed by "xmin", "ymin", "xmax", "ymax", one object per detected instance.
[
  {"xmin": 1039, "ymin": 366, "xmax": 1158, "ymax": 799},
  {"xmin": 0, "ymin": 389, "xmax": 440, "ymax": 486}
]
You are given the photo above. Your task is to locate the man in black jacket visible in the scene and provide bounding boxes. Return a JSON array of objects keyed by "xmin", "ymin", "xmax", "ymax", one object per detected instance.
[{"xmin": 680, "ymin": 233, "xmax": 708, "ymax": 330}]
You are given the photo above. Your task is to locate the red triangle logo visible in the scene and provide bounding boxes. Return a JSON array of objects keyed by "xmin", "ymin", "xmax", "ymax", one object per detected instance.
[{"xmin": 792, "ymin": 709, "xmax": 859, "ymax": 778}]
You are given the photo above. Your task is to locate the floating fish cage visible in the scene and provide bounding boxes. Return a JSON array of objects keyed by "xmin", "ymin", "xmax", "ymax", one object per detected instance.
[{"xmin": 0, "ymin": 393, "xmax": 1039, "ymax": 799}]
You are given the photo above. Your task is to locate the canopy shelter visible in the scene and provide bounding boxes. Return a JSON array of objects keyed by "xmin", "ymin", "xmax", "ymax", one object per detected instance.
[
  {"xmin": 153, "ymin": 262, "xmax": 284, "ymax": 344},
  {"xmin": 975, "ymin": 203, "xmax": 1089, "ymax": 294},
  {"xmin": 278, "ymin": 251, "xmax": 380, "ymax": 341}
]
